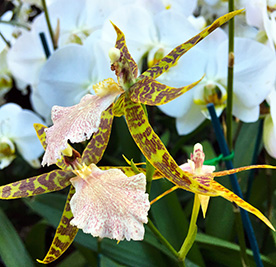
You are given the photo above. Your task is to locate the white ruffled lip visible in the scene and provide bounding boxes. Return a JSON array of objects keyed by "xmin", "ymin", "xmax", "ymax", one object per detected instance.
[{"xmin": 69, "ymin": 164, "xmax": 150, "ymax": 241}]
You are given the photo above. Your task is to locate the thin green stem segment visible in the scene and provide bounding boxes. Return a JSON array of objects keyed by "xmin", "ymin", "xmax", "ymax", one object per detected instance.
[
  {"xmin": 226, "ymin": 0, "xmax": 235, "ymax": 150},
  {"xmin": 0, "ymin": 32, "xmax": 11, "ymax": 48},
  {"xmin": 41, "ymin": 0, "xmax": 57, "ymax": 50},
  {"xmin": 178, "ymin": 194, "xmax": 200, "ymax": 265},
  {"xmin": 147, "ymin": 218, "xmax": 179, "ymax": 259}
]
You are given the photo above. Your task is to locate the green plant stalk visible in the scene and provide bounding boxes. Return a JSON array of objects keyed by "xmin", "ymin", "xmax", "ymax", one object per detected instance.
[
  {"xmin": 0, "ymin": 20, "xmax": 31, "ymax": 30},
  {"xmin": 227, "ymin": 1, "xmax": 251, "ymax": 265},
  {"xmin": 226, "ymin": 0, "xmax": 235, "ymax": 151},
  {"xmin": 178, "ymin": 194, "xmax": 200, "ymax": 265},
  {"xmin": 142, "ymin": 104, "xmax": 155, "ymax": 194},
  {"xmin": 147, "ymin": 218, "xmax": 179, "ymax": 259},
  {"xmin": 0, "ymin": 32, "xmax": 11, "ymax": 48},
  {"xmin": 41, "ymin": 0, "xmax": 57, "ymax": 49}
]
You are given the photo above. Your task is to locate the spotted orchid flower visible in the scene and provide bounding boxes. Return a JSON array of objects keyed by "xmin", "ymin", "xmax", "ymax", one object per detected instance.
[
  {"xmin": 0, "ymin": 122, "xmax": 150, "ymax": 263},
  {"xmin": 42, "ymin": 10, "xmax": 242, "ymax": 168},
  {"xmin": 150, "ymin": 143, "xmax": 275, "ymax": 230}
]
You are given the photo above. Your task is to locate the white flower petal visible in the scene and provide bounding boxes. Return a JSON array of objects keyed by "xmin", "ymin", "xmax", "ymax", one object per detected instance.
[
  {"xmin": 176, "ymin": 102, "xmax": 205, "ymax": 135},
  {"xmin": 70, "ymin": 164, "xmax": 150, "ymax": 241},
  {"xmin": 264, "ymin": 114, "xmax": 276, "ymax": 158}
]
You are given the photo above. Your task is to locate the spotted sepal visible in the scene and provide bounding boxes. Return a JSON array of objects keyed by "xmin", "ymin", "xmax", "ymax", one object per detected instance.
[
  {"xmin": 113, "ymin": 94, "xmax": 125, "ymax": 117},
  {"xmin": 129, "ymin": 75, "xmax": 203, "ymax": 106},
  {"xmin": 213, "ymin": 164, "xmax": 276, "ymax": 177},
  {"xmin": 111, "ymin": 22, "xmax": 138, "ymax": 79},
  {"xmin": 140, "ymin": 9, "xmax": 243, "ymax": 80},
  {"xmin": 99, "ymin": 166, "xmax": 146, "ymax": 177},
  {"xmin": 37, "ymin": 186, "xmax": 78, "ymax": 264},
  {"xmin": 211, "ymin": 180, "xmax": 275, "ymax": 231},
  {"xmin": 81, "ymin": 105, "xmax": 114, "ymax": 166},
  {"xmin": 123, "ymin": 97, "xmax": 218, "ymax": 195},
  {"xmin": 33, "ymin": 123, "xmax": 72, "ymax": 171},
  {"xmin": 0, "ymin": 169, "xmax": 74, "ymax": 199}
]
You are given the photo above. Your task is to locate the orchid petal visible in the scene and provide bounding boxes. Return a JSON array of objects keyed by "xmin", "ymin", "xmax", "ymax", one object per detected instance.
[
  {"xmin": 211, "ymin": 180, "xmax": 275, "ymax": 231},
  {"xmin": 82, "ymin": 105, "xmax": 114, "ymax": 166},
  {"xmin": 38, "ymin": 186, "xmax": 78, "ymax": 264},
  {"xmin": 70, "ymin": 164, "xmax": 150, "ymax": 241},
  {"xmin": 140, "ymin": 9, "xmax": 243, "ymax": 80},
  {"xmin": 33, "ymin": 123, "xmax": 72, "ymax": 171},
  {"xmin": 42, "ymin": 93, "xmax": 119, "ymax": 166},
  {"xmin": 0, "ymin": 170, "xmax": 74, "ymax": 199},
  {"xmin": 129, "ymin": 76, "xmax": 203, "ymax": 105},
  {"xmin": 111, "ymin": 22, "xmax": 138, "ymax": 79},
  {"xmin": 124, "ymin": 96, "xmax": 218, "ymax": 195},
  {"xmin": 264, "ymin": 115, "xmax": 276, "ymax": 158}
]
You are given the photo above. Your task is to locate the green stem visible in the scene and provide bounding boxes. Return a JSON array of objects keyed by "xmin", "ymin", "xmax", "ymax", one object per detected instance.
[
  {"xmin": 0, "ymin": 32, "xmax": 11, "ymax": 48},
  {"xmin": 147, "ymin": 218, "xmax": 179, "ymax": 259},
  {"xmin": 0, "ymin": 20, "xmax": 31, "ymax": 30},
  {"xmin": 41, "ymin": 0, "xmax": 57, "ymax": 49},
  {"xmin": 226, "ymin": 0, "xmax": 235, "ymax": 150},
  {"xmin": 178, "ymin": 194, "xmax": 200, "ymax": 264},
  {"xmin": 142, "ymin": 104, "xmax": 155, "ymax": 194}
]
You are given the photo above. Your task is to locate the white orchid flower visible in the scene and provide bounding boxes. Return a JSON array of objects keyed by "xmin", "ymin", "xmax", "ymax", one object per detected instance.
[
  {"xmin": 0, "ymin": 103, "xmax": 45, "ymax": 168},
  {"xmin": 158, "ymin": 28, "xmax": 276, "ymax": 134}
]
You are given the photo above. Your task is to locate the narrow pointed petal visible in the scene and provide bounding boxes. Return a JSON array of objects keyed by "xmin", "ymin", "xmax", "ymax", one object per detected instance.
[
  {"xmin": 129, "ymin": 76, "xmax": 203, "ymax": 105},
  {"xmin": 99, "ymin": 166, "xmax": 147, "ymax": 177},
  {"xmin": 0, "ymin": 170, "xmax": 74, "ymax": 199},
  {"xmin": 70, "ymin": 164, "xmax": 150, "ymax": 241},
  {"xmin": 140, "ymin": 10, "xmax": 243, "ymax": 80},
  {"xmin": 124, "ymin": 97, "xmax": 218, "ymax": 195},
  {"xmin": 111, "ymin": 22, "xmax": 138, "ymax": 79},
  {"xmin": 213, "ymin": 164, "xmax": 276, "ymax": 177},
  {"xmin": 113, "ymin": 93, "xmax": 125, "ymax": 117},
  {"xmin": 33, "ymin": 123, "xmax": 72, "ymax": 171},
  {"xmin": 211, "ymin": 180, "xmax": 275, "ymax": 231},
  {"xmin": 197, "ymin": 194, "xmax": 210, "ymax": 218},
  {"xmin": 37, "ymin": 186, "xmax": 78, "ymax": 264},
  {"xmin": 82, "ymin": 105, "xmax": 114, "ymax": 166}
]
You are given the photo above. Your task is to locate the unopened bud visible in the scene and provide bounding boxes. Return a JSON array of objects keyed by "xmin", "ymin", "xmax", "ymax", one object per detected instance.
[{"xmin": 109, "ymin": 47, "xmax": 121, "ymax": 64}]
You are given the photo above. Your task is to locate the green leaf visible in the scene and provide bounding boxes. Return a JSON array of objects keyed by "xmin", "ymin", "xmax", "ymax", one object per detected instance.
[
  {"xmin": 196, "ymin": 233, "xmax": 276, "ymax": 266},
  {"xmin": 0, "ymin": 207, "xmax": 35, "ymax": 267}
]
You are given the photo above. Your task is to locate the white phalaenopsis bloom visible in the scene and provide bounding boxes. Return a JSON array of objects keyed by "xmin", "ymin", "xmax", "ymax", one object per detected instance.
[
  {"xmin": 245, "ymin": 0, "xmax": 276, "ymax": 50},
  {"xmin": 158, "ymin": 28, "xmax": 276, "ymax": 135},
  {"xmin": 33, "ymin": 32, "xmax": 116, "ymax": 123},
  {"xmin": 263, "ymin": 90, "xmax": 276, "ymax": 158},
  {"xmin": 7, "ymin": 0, "xmax": 128, "ymax": 90},
  {"xmin": 0, "ymin": 103, "xmax": 45, "ymax": 169},
  {"xmin": 102, "ymin": 6, "xmax": 198, "ymax": 70}
]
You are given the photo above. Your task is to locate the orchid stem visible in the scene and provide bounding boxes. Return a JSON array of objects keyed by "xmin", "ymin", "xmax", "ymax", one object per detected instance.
[
  {"xmin": 226, "ymin": 0, "xmax": 235, "ymax": 150},
  {"xmin": 39, "ymin": 32, "xmax": 51, "ymax": 58},
  {"xmin": 41, "ymin": 0, "xmax": 57, "ymax": 50},
  {"xmin": 147, "ymin": 218, "xmax": 178, "ymax": 259},
  {"xmin": 178, "ymin": 194, "xmax": 200, "ymax": 265},
  {"xmin": 0, "ymin": 32, "xmax": 11, "ymax": 48}
]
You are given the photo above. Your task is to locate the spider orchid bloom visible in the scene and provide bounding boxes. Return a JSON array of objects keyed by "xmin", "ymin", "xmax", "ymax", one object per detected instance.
[
  {"xmin": 179, "ymin": 143, "xmax": 215, "ymax": 218},
  {"xmin": 151, "ymin": 143, "xmax": 275, "ymax": 230},
  {"xmin": 0, "ymin": 123, "xmax": 150, "ymax": 264},
  {"xmin": 42, "ymin": 11, "xmax": 241, "ymax": 167}
]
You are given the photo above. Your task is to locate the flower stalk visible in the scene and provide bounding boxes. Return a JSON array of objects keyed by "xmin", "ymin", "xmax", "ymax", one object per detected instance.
[{"xmin": 178, "ymin": 194, "xmax": 200, "ymax": 266}]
